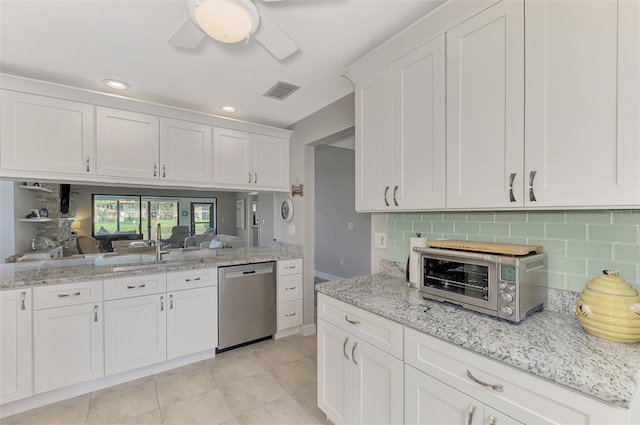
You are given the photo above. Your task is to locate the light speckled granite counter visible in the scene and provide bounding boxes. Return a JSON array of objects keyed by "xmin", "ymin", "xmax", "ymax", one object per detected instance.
[
  {"xmin": 1, "ymin": 247, "xmax": 301, "ymax": 289},
  {"xmin": 316, "ymin": 273, "xmax": 640, "ymax": 409}
]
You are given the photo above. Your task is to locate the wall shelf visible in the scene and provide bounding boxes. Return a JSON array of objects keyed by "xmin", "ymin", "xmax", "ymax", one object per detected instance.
[
  {"xmin": 19, "ymin": 218, "xmax": 53, "ymax": 223},
  {"xmin": 19, "ymin": 185, "xmax": 52, "ymax": 193}
]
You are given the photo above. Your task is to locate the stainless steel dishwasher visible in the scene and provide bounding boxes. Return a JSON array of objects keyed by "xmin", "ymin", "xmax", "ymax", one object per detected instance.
[{"xmin": 217, "ymin": 262, "xmax": 277, "ymax": 351}]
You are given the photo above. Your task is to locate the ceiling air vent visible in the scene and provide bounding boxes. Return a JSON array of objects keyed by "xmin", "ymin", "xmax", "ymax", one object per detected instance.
[{"xmin": 263, "ymin": 81, "xmax": 300, "ymax": 101}]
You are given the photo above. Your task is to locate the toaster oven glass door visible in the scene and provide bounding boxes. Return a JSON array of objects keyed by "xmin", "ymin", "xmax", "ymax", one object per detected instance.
[{"xmin": 423, "ymin": 258, "xmax": 489, "ymax": 301}]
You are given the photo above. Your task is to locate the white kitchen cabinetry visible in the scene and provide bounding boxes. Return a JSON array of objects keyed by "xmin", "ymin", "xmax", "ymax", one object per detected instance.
[
  {"xmin": 523, "ymin": 0, "xmax": 640, "ymax": 207},
  {"xmin": 0, "ymin": 91, "xmax": 94, "ymax": 178},
  {"xmin": 446, "ymin": 0, "xmax": 525, "ymax": 209},
  {"xmin": 277, "ymin": 259, "xmax": 303, "ymax": 332},
  {"xmin": 0, "ymin": 289, "xmax": 32, "ymax": 404},
  {"xmin": 104, "ymin": 274, "xmax": 168, "ymax": 375},
  {"xmin": 354, "ymin": 35, "xmax": 446, "ymax": 212},
  {"xmin": 166, "ymin": 269, "xmax": 218, "ymax": 359},
  {"xmin": 96, "ymin": 106, "xmax": 160, "ymax": 181},
  {"xmin": 213, "ymin": 128, "xmax": 289, "ymax": 191},
  {"xmin": 317, "ymin": 294, "xmax": 403, "ymax": 425},
  {"xmin": 32, "ymin": 281, "xmax": 104, "ymax": 393},
  {"xmin": 159, "ymin": 117, "xmax": 213, "ymax": 185},
  {"xmin": 404, "ymin": 327, "xmax": 628, "ymax": 424}
]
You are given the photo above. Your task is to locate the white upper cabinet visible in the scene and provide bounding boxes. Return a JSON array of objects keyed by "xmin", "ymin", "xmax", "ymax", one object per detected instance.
[
  {"xmin": 524, "ymin": 0, "xmax": 640, "ymax": 207},
  {"xmin": 96, "ymin": 107, "xmax": 160, "ymax": 181},
  {"xmin": 446, "ymin": 0, "xmax": 525, "ymax": 209},
  {"xmin": 159, "ymin": 117, "xmax": 213, "ymax": 184},
  {"xmin": 355, "ymin": 35, "xmax": 446, "ymax": 212},
  {"xmin": 392, "ymin": 35, "xmax": 446, "ymax": 210},
  {"xmin": 213, "ymin": 127, "xmax": 289, "ymax": 191},
  {"xmin": 355, "ymin": 66, "xmax": 393, "ymax": 211},
  {"xmin": 0, "ymin": 91, "xmax": 95, "ymax": 178}
]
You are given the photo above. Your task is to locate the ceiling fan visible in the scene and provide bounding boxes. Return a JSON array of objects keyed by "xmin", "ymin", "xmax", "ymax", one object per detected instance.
[{"xmin": 168, "ymin": 0, "xmax": 300, "ymax": 60}]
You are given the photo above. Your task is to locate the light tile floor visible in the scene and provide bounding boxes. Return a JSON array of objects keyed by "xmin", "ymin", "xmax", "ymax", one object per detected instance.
[{"xmin": 2, "ymin": 334, "xmax": 329, "ymax": 425}]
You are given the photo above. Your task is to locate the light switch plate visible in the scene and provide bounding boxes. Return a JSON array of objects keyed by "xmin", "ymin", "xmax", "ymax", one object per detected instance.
[
  {"xmin": 288, "ymin": 224, "xmax": 296, "ymax": 236},
  {"xmin": 374, "ymin": 232, "xmax": 387, "ymax": 248}
]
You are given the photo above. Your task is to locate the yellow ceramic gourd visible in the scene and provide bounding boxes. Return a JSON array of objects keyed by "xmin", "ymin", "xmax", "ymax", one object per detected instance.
[{"xmin": 575, "ymin": 270, "xmax": 640, "ymax": 343}]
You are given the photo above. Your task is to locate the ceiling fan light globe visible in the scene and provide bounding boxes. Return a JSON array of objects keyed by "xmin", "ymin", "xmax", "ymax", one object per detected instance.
[{"xmin": 194, "ymin": 0, "xmax": 259, "ymax": 44}]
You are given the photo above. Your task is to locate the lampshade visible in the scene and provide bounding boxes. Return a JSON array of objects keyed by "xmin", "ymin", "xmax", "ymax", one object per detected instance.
[{"xmin": 191, "ymin": 0, "xmax": 260, "ymax": 44}]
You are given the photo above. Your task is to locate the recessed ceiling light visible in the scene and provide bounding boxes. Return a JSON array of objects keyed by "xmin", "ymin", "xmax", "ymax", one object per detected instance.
[
  {"xmin": 222, "ymin": 106, "xmax": 236, "ymax": 113},
  {"xmin": 103, "ymin": 79, "xmax": 129, "ymax": 90}
]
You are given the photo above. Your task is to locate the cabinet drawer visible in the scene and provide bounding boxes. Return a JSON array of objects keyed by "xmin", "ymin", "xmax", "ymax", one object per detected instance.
[
  {"xmin": 104, "ymin": 274, "xmax": 166, "ymax": 300},
  {"xmin": 277, "ymin": 259, "xmax": 302, "ymax": 276},
  {"xmin": 33, "ymin": 281, "xmax": 102, "ymax": 310},
  {"xmin": 278, "ymin": 274, "xmax": 302, "ymax": 302},
  {"xmin": 404, "ymin": 327, "xmax": 626, "ymax": 424},
  {"xmin": 278, "ymin": 299, "xmax": 303, "ymax": 330},
  {"xmin": 318, "ymin": 293, "xmax": 403, "ymax": 359},
  {"xmin": 166, "ymin": 268, "xmax": 216, "ymax": 291}
]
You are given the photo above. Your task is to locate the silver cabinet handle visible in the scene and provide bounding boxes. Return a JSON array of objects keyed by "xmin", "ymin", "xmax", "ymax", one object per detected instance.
[
  {"xmin": 529, "ymin": 170, "xmax": 537, "ymax": 202},
  {"xmin": 248, "ymin": 172, "xmax": 252, "ymax": 184},
  {"xmin": 184, "ymin": 277, "xmax": 201, "ymax": 282},
  {"xmin": 345, "ymin": 315, "xmax": 360, "ymax": 325},
  {"xmin": 488, "ymin": 416, "xmax": 497, "ymax": 425},
  {"xmin": 285, "ymin": 312, "xmax": 296, "ymax": 317},
  {"xmin": 153, "ymin": 163, "xmax": 157, "ymax": 177},
  {"xmin": 126, "ymin": 284, "xmax": 146, "ymax": 289},
  {"xmin": 94, "ymin": 305, "xmax": 98, "ymax": 322},
  {"xmin": 343, "ymin": 337, "xmax": 349, "ymax": 360},
  {"xmin": 162, "ymin": 164, "xmax": 166, "ymax": 178},
  {"xmin": 254, "ymin": 172, "xmax": 258, "ymax": 184},
  {"xmin": 351, "ymin": 342, "xmax": 358, "ymax": 366},
  {"xmin": 21, "ymin": 291, "xmax": 26, "ymax": 310},
  {"xmin": 384, "ymin": 186, "xmax": 390, "ymax": 207},
  {"xmin": 467, "ymin": 405, "xmax": 477, "ymax": 425},
  {"xmin": 393, "ymin": 185, "xmax": 399, "ymax": 206},
  {"xmin": 285, "ymin": 265, "xmax": 297, "ymax": 270},
  {"xmin": 160, "ymin": 295, "xmax": 164, "ymax": 311},
  {"xmin": 508, "ymin": 172, "xmax": 517, "ymax": 202},
  {"xmin": 58, "ymin": 292, "xmax": 81, "ymax": 298},
  {"xmin": 170, "ymin": 294, "xmax": 173, "ymax": 309},
  {"xmin": 466, "ymin": 370, "xmax": 504, "ymax": 392},
  {"xmin": 86, "ymin": 157, "xmax": 91, "ymax": 172},
  {"xmin": 285, "ymin": 286, "xmax": 296, "ymax": 291}
]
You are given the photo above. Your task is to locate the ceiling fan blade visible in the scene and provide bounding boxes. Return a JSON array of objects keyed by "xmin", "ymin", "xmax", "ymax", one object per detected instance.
[
  {"xmin": 168, "ymin": 16, "xmax": 206, "ymax": 49},
  {"xmin": 254, "ymin": 11, "xmax": 299, "ymax": 60}
]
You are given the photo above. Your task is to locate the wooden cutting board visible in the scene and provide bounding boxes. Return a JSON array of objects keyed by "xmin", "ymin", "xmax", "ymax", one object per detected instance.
[{"xmin": 426, "ymin": 240, "xmax": 542, "ymax": 256}]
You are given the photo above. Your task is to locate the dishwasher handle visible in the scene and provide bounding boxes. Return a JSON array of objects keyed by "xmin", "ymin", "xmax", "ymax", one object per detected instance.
[{"xmin": 222, "ymin": 264, "xmax": 274, "ymax": 279}]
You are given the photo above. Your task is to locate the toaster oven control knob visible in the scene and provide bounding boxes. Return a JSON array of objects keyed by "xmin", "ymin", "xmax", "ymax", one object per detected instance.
[
  {"xmin": 501, "ymin": 306, "xmax": 514, "ymax": 316},
  {"xmin": 501, "ymin": 292, "xmax": 514, "ymax": 303},
  {"xmin": 499, "ymin": 282, "xmax": 508, "ymax": 290}
]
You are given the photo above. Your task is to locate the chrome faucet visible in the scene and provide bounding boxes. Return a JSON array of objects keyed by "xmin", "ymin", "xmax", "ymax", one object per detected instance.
[{"xmin": 156, "ymin": 223, "xmax": 169, "ymax": 261}]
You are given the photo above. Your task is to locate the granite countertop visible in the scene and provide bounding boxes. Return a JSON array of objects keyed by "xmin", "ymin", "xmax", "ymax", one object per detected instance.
[
  {"xmin": 315, "ymin": 273, "xmax": 640, "ymax": 409},
  {"xmin": 1, "ymin": 247, "xmax": 301, "ymax": 290}
]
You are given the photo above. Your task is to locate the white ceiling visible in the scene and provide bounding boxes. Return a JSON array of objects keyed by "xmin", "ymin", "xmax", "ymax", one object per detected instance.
[{"xmin": 0, "ymin": 0, "xmax": 444, "ymax": 129}]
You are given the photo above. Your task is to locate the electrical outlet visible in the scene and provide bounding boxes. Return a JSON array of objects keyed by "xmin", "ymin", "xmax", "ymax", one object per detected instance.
[
  {"xmin": 374, "ymin": 232, "xmax": 387, "ymax": 248},
  {"xmin": 340, "ymin": 258, "xmax": 344, "ymax": 266},
  {"xmin": 288, "ymin": 224, "xmax": 296, "ymax": 236}
]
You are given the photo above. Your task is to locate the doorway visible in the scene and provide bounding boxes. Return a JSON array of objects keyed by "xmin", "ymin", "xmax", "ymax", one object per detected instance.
[{"xmin": 191, "ymin": 202, "xmax": 214, "ymax": 235}]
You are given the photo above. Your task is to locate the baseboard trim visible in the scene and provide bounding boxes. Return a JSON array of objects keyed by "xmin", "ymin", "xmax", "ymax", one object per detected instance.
[
  {"xmin": 314, "ymin": 270, "xmax": 343, "ymax": 282},
  {"xmin": 300, "ymin": 323, "xmax": 316, "ymax": 336}
]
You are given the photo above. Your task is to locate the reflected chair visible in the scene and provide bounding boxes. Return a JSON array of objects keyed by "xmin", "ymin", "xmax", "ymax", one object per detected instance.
[
  {"xmin": 160, "ymin": 225, "xmax": 190, "ymax": 248},
  {"xmin": 76, "ymin": 236, "xmax": 105, "ymax": 254}
]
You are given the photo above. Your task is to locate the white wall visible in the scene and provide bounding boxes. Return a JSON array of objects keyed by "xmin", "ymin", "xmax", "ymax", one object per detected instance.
[
  {"xmin": 274, "ymin": 92, "xmax": 356, "ymax": 327},
  {"xmin": 314, "ymin": 145, "xmax": 371, "ymax": 279}
]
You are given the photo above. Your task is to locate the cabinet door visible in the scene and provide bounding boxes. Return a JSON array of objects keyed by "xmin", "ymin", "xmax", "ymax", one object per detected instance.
[
  {"xmin": 485, "ymin": 407, "xmax": 524, "ymax": 425},
  {"xmin": 213, "ymin": 127, "xmax": 252, "ymax": 186},
  {"xmin": 0, "ymin": 289, "xmax": 32, "ymax": 404},
  {"xmin": 104, "ymin": 294, "xmax": 166, "ymax": 375},
  {"xmin": 317, "ymin": 319, "xmax": 351, "ymax": 425},
  {"xmin": 159, "ymin": 118, "xmax": 212, "ymax": 184},
  {"xmin": 0, "ymin": 91, "xmax": 94, "ymax": 177},
  {"xmin": 355, "ymin": 66, "xmax": 393, "ymax": 212},
  {"xmin": 352, "ymin": 338, "xmax": 403, "ymax": 425},
  {"xmin": 405, "ymin": 365, "xmax": 483, "ymax": 425},
  {"xmin": 252, "ymin": 134, "xmax": 289, "ymax": 190},
  {"xmin": 524, "ymin": 0, "xmax": 640, "ymax": 207},
  {"xmin": 96, "ymin": 107, "xmax": 160, "ymax": 180},
  {"xmin": 392, "ymin": 35, "xmax": 446, "ymax": 210},
  {"xmin": 167, "ymin": 287, "xmax": 217, "ymax": 359},
  {"xmin": 33, "ymin": 303, "xmax": 104, "ymax": 393},
  {"xmin": 446, "ymin": 1, "xmax": 525, "ymax": 208}
]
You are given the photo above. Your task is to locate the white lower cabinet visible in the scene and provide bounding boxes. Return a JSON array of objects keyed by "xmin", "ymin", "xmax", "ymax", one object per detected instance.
[
  {"xmin": 317, "ymin": 294, "xmax": 404, "ymax": 425},
  {"xmin": 277, "ymin": 259, "xmax": 303, "ymax": 331},
  {"xmin": 0, "ymin": 289, "xmax": 32, "ymax": 404},
  {"xmin": 104, "ymin": 293, "xmax": 167, "ymax": 376},
  {"xmin": 167, "ymin": 286, "xmax": 217, "ymax": 360}
]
